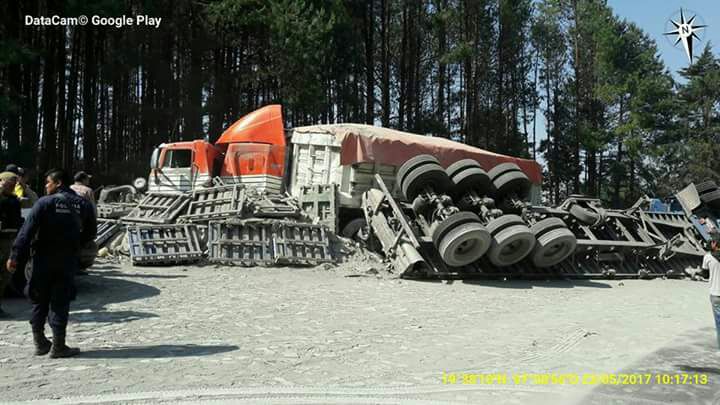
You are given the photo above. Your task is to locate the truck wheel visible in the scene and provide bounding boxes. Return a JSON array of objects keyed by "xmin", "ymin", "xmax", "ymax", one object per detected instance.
[
  {"xmin": 437, "ymin": 222, "xmax": 491, "ymax": 267},
  {"xmin": 401, "ymin": 163, "xmax": 450, "ymax": 201},
  {"xmin": 432, "ymin": 211, "xmax": 482, "ymax": 246},
  {"xmin": 485, "ymin": 214, "xmax": 525, "ymax": 236},
  {"xmin": 450, "ymin": 167, "xmax": 491, "ymax": 199},
  {"xmin": 486, "ymin": 224, "xmax": 536, "ymax": 267},
  {"xmin": 530, "ymin": 217, "xmax": 566, "ymax": 236},
  {"xmin": 487, "ymin": 162, "xmax": 522, "ymax": 182},
  {"xmin": 445, "ymin": 159, "xmax": 483, "ymax": 178},
  {"xmin": 696, "ymin": 180, "xmax": 718, "ymax": 195},
  {"xmin": 396, "ymin": 155, "xmax": 440, "ymax": 190},
  {"xmin": 530, "ymin": 227, "xmax": 577, "ymax": 268},
  {"xmin": 341, "ymin": 218, "xmax": 368, "ymax": 241},
  {"xmin": 569, "ymin": 204, "xmax": 600, "ymax": 225},
  {"xmin": 700, "ymin": 189, "xmax": 720, "ymax": 209},
  {"xmin": 491, "ymin": 170, "xmax": 531, "ymax": 200}
]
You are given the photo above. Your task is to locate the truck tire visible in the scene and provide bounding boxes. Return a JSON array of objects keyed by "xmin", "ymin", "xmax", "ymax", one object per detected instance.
[
  {"xmin": 445, "ymin": 159, "xmax": 483, "ymax": 178},
  {"xmin": 530, "ymin": 217, "xmax": 566, "ymax": 237},
  {"xmin": 487, "ymin": 162, "xmax": 522, "ymax": 182},
  {"xmin": 530, "ymin": 227, "xmax": 577, "ymax": 268},
  {"xmin": 696, "ymin": 180, "xmax": 718, "ymax": 195},
  {"xmin": 431, "ymin": 211, "xmax": 482, "ymax": 246},
  {"xmin": 401, "ymin": 163, "xmax": 450, "ymax": 201},
  {"xmin": 700, "ymin": 189, "xmax": 720, "ymax": 209},
  {"xmin": 450, "ymin": 167, "xmax": 491, "ymax": 198},
  {"xmin": 569, "ymin": 204, "xmax": 600, "ymax": 225},
  {"xmin": 491, "ymin": 170, "xmax": 531, "ymax": 200},
  {"xmin": 485, "ymin": 214, "xmax": 525, "ymax": 236},
  {"xmin": 486, "ymin": 224, "xmax": 536, "ymax": 267},
  {"xmin": 341, "ymin": 218, "xmax": 368, "ymax": 240},
  {"xmin": 437, "ymin": 222, "xmax": 491, "ymax": 267},
  {"xmin": 396, "ymin": 155, "xmax": 440, "ymax": 190}
]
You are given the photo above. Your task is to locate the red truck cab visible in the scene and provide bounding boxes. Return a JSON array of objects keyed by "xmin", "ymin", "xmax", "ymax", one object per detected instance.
[{"xmin": 148, "ymin": 105, "xmax": 286, "ymax": 194}]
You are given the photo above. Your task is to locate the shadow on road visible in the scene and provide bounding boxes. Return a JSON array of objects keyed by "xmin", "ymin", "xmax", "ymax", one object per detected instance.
[
  {"xmin": 3, "ymin": 272, "xmax": 162, "ymax": 316},
  {"xmin": 461, "ymin": 279, "xmax": 612, "ymax": 289},
  {"xmin": 92, "ymin": 270, "xmax": 188, "ymax": 279},
  {"xmin": 71, "ymin": 310, "xmax": 159, "ymax": 323},
  {"xmin": 80, "ymin": 344, "xmax": 239, "ymax": 359},
  {"xmin": 581, "ymin": 327, "xmax": 720, "ymax": 404}
]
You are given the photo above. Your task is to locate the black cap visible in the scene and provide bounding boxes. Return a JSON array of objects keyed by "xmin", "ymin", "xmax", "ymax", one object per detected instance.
[
  {"xmin": 74, "ymin": 171, "xmax": 92, "ymax": 182},
  {"xmin": 5, "ymin": 164, "xmax": 19, "ymax": 175}
]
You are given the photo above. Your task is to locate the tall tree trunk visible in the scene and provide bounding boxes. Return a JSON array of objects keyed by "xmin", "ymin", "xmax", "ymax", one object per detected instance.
[
  {"xmin": 436, "ymin": 0, "xmax": 447, "ymax": 135},
  {"xmin": 56, "ymin": 28, "xmax": 68, "ymax": 170},
  {"xmin": 40, "ymin": 29, "xmax": 58, "ymax": 174},
  {"xmin": 82, "ymin": 29, "xmax": 99, "ymax": 172},
  {"xmin": 4, "ymin": 0, "xmax": 21, "ymax": 158},
  {"xmin": 364, "ymin": 0, "xmax": 375, "ymax": 124}
]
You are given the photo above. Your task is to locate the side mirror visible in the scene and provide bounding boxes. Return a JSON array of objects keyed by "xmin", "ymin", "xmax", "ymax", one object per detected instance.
[{"xmin": 150, "ymin": 147, "xmax": 160, "ymax": 169}]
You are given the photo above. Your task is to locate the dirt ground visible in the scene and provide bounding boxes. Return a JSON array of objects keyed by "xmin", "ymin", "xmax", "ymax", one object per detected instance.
[{"xmin": 1, "ymin": 254, "xmax": 719, "ymax": 404}]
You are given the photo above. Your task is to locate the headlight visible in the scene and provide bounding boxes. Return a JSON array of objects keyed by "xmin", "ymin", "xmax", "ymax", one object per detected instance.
[{"xmin": 133, "ymin": 177, "xmax": 148, "ymax": 190}]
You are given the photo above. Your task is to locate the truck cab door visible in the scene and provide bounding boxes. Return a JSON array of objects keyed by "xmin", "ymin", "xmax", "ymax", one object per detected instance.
[{"xmin": 157, "ymin": 148, "xmax": 194, "ymax": 193}]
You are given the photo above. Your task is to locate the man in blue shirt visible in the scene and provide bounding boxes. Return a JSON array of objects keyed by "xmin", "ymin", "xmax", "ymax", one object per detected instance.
[{"xmin": 6, "ymin": 169, "xmax": 96, "ymax": 358}]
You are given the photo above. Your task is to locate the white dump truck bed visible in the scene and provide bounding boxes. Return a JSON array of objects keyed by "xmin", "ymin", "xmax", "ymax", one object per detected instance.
[
  {"xmin": 287, "ymin": 124, "xmax": 543, "ymax": 209},
  {"xmin": 288, "ymin": 128, "xmax": 399, "ymax": 209}
]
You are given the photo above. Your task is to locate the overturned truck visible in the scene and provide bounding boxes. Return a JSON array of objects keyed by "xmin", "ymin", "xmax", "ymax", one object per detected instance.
[{"xmin": 96, "ymin": 105, "xmax": 714, "ymax": 279}]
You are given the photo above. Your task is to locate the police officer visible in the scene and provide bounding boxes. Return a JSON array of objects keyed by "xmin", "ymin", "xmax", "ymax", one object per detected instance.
[
  {"xmin": 6, "ymin": 169, "xmax": 96, "ymax": 357},
  {"xmin": 0, "ymin": 171, "xmax": 23, "ymax": 318}
]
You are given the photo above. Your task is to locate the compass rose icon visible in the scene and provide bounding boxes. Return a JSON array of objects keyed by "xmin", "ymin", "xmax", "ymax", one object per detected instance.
[{"xmin": 664, "ymin": 9, "xmax": 707, "ymax": 64}]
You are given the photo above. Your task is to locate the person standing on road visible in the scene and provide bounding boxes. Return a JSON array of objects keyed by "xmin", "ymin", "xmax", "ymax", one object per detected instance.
[
  {"xmin": 70, "ymin": 171, "xmax": 95, "ymax": 206},
  {"xmin": 6, "ymin": 169, "xmax": 96, "ymax": 357},
  {"xmin": 0, "ymin": 171, "xmax": 23, "ymax": 318},
  {"xmin": 703, "ymin": 233, "xmax": 720, "ymax": 349}
]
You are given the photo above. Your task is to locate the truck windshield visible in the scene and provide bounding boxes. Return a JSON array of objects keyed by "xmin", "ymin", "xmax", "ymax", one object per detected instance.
[{"xmin": 164, "ymin": 149, "xmax": 192, "ymax": 168}]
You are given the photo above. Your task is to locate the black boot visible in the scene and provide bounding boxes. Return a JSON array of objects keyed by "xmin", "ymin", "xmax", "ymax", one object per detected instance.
[
  {"xmin": 49, "ymin": 333, "xmax": 80, "ymax": 358},
  {"xmin": 32, "ymin": 329, "xmax": 52, "ymax": 356}
]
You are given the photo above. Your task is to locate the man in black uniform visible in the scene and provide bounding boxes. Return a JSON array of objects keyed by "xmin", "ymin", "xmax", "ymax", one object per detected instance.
[
  {"xmin": 0, "ymin": 171, "xmax": 23, "ymax": 318},
  {"xmin": 6, "ymin": 169, "xmax": 96, "ymax": 357}
]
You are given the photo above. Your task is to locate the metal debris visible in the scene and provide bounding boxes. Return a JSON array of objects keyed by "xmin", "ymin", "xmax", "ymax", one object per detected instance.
[
  {"xmin": 179, "ymin": 185, "xmax": 245, "ymax": 223},
  {"xmin": 298, "ymin": 184, "xmax": 338, "ymax": 233},
  {"xmin": 97, "ymin": 203, "xmax": 136, "ymax": 219},
  {"xmin": 248, "ymin": 193, "xmax": 302, "ymax": 218},
  {"xmin": 122, "ymin": 192, "xmax": 191, "ymax": 224},
  {"xmin": 208, "ymin": 219, "xmax": 333, "ymax": 266},
  {"xmin": 95, "ymin": 220, "xmax": 123, "ymax": 248},
  {"xmin": 127, "ymin": 224, "xmax": 204, "ymax": 265}
]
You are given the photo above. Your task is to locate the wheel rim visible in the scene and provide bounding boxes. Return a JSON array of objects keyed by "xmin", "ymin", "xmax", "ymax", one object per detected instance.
[
  {"xmin": 438, "ymin": 222, "xmax": 491, "ymax": 267},
  {"xmin": 531, "ymin": 228, "xmax": 577, "ymax": 268},
  {"xmin": 487, "ymin": 225, "xmax": 535, "ymax": 266},
  {"xmin": 401, "ymin": 163, "xmax": 450, "ymax": 201}
]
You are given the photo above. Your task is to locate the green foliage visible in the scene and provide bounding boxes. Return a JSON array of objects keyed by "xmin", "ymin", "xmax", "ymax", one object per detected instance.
[{"xmin": 0, "ymin": 0, "xmax": 717, "ymax": 197}]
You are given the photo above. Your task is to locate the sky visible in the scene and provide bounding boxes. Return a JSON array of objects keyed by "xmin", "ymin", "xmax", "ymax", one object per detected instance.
[
  {"xmin": 608, "ymin": 0, "xmax": 720, "ymax": 79},
  {"xmin": 530, "ymin": 0, "xmax": 718, "ymax": 165}
]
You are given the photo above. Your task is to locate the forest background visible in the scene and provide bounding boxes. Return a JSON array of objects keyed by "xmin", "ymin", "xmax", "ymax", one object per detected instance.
[{"xmin": 1, "ymin": 0, "xmax": 719, "ymax": 206}]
